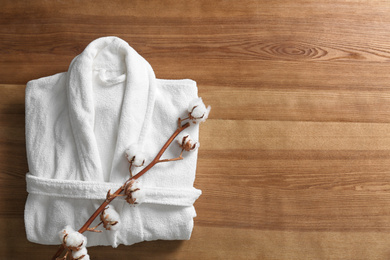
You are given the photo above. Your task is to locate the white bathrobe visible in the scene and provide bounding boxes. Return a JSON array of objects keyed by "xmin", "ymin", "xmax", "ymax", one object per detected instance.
[{"xmin": 24, "ymin": 36, "xmax": 202, "ymax": 247}]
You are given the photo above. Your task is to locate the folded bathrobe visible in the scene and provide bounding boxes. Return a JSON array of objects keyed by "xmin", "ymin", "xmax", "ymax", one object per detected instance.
[{"xmin": 24, "ymin": 36, "xmax": 202, "ymax": 247}]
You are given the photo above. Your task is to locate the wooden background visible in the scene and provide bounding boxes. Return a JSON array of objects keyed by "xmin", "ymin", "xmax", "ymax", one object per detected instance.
[{"xmin": 2, "ymin": 0, "xmax": 390, "ymax": 259}]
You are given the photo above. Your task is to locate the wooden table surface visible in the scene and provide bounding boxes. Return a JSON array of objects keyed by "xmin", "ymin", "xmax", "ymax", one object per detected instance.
[{"xmin": 2, "ymin": 0, "xmax": 390, "ymax": 259}]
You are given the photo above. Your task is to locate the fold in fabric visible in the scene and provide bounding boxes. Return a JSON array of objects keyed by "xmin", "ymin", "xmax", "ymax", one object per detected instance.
[{"xmin": 26, "ymin": 173, "xmax": 202, "ymax": 206}]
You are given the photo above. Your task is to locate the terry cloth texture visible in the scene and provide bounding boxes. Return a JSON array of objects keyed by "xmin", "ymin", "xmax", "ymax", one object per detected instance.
[{"xmin": 24, "ymin": 36, "xmax": 202, "ymax": 247}]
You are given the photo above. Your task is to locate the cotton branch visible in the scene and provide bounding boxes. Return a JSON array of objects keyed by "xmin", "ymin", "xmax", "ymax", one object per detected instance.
[
  {"xmin": 53, "ymin": 97, "xmax": 210, "ymax": 260},
  {"xmin": 52, "ymin": 122, "xmax": 190, "ymax": 260}
]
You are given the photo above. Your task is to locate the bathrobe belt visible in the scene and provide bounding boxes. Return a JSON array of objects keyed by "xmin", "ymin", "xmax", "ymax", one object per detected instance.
[{"xmin": 26, "ymin": 173, "xmax": 201, "ymax": 207}]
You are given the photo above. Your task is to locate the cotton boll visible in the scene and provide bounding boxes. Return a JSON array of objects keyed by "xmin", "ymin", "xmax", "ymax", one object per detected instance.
[
  {"xmin": 58, "ymin": 226, "xmax": 87, "ymax": 251},
  {"xmin": 72, "ymin": 247, "xmax": 88, "ymax": 260},
  {"xmin": 192, "ymin": 141, "xmax": 200, "ymax": 150},
  {"xmin": 188, "ymin": 97, "xmax": 211, "ymax": 123},
  {"xmin": 124, "ymin": 180, "xmax": 143, "ymax": 205},
  {"xmin": 66, "ymin": 231, "xmax": 87, "ymax": 249},
  {"xmin": 102, "ymin": 206, "xmax": 121, "ymax": 231},
  {"xmin": 131, "ymin": 180, "xmax": 141, "ymax": 191},
  {"xmin": 104, "ymin": 206, "xmax": 120, "ymax": 222},
  {"xmin": 108, "ymin": 221, "xmax": 121, "ymax": 231},
  {"xmin": 132, "ymin": 151, "xmax": 146, "ymax": 166},
  {"xmin": 177, "ymin": 133, "xmax": 199, "ymax": 152},
  {"xmin": 125, "ymin": 143, "xmax": 139, "ymax": 161},
  {"xmin": 59, "ymin": 225, "xmax": 74, "ymax": 243},
  {"xmin": 125, "ymin": 143, "xmax": 146, "ymax": 167},
  {"xmin": 191, "ymin": 103, "xmax": 206, "ymax": 118},
  {"xmin": 187, "ymin": 97, "xmax": 204, "ymax": 113},
  {"xmin": 176, "ymin": 133, "xmax": 189, "ymax": 146},
  {"xmin": 132, "ymin": 189, "xmax": 146, "ymax": 204},
  {"xmin": 191, "ymin": 106, "xmax": 210, "ymax": 124}
]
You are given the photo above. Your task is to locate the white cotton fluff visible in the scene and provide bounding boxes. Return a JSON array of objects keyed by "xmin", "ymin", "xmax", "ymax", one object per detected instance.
[
  {"xmin": 103, "ymin": 206, "xmax": 121, "ymax": 231},
  {"xmin": 59, "ymin": 225, "xmax": 74, "ymax": 243},
  {"xmin": 188, "ymin": 97, "xmax": 211, "ymax": 123},
  {"xmin": 58, "ymin": 225, "xmax": 87, "ymax": 249},
  {"xmin": 72, "ymin": 247, "xmax": 89, "ymax": 260},
  {"xmin": 125, "ymin": 143, "xmax": 146, "ymax": 167},
  {"xmin": 66, "ymin": 231, "xmax": 87, "ymax": 248},
  {"xmin": 130, "ymin": 180, "xmax": 141, "ymax": 191},
  {"xmin": 177, "ymin": 133, "xmax": 199, "ymax": 151},
  {"xmin": 192, "ymin": 140, "xmax": 200, "ymax": 150},
  {"xmin": 132, "ymin": 189, "xmax": 146, "ymax": 204},
  {"xmin": 176, "ymin": 132, "xmax": 188, "ymax": 145}
]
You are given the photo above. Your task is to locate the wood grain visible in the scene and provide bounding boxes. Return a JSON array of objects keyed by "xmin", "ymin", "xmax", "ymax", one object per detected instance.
[{"xmin": 2, "ymin": 0, "xmax": 390, "ymax": 259}]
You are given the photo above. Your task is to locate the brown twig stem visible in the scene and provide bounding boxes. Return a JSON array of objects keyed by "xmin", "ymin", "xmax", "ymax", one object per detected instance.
[
  {"xmin": 158, "ymin": 149, "xmax": 184, "ymax": 163},
  {"xmin": 52, "ymin": 122, "xmax": 190, "ymax": 260},
  {"xmin": 86, "ymin": 221, "xmax": 103, "ymax": 233},
  {"xmin": 157, "ymin": 157, "xmax": 183, "ymax": 163}
]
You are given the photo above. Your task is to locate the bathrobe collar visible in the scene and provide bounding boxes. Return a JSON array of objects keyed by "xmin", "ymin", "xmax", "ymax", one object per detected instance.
[{"xmin": 66, "ymin": 37, "xmax": 156, "ymax": 182}]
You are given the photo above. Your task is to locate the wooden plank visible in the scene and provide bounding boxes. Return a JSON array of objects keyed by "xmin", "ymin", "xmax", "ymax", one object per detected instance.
[
  {"xmin": 200, "ymin": 86, "xmax": 390, "ymax": 123},
  {"xmin": 2, "ymin": 1, "xmax": 390, "ymax": 84},
  {"xmin": 3, "ymin": 0, "xmax": 390, "ymax": 259},
  {"xmin": 2, "ymin": 218, "xmax": 390, "ymax": 260},
  {"xmin": 201, "ymin": 120, "xmax": 390, "ymax": 150}
]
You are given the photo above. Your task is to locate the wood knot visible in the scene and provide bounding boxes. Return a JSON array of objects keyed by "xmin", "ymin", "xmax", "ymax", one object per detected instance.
[{"xmin": 262, "ymin": 42, "xmax": 327, "ymax": 60}]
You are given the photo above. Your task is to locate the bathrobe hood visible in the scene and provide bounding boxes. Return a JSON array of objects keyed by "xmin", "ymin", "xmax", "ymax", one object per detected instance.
[{"xmin": 24, "ymin": 36, "xmax": 201, "ymax": 247}]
